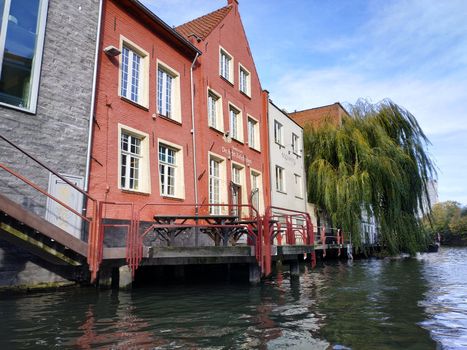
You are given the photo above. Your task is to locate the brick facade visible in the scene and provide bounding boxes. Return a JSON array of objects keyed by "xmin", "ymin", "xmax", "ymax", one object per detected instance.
[
  {"xmin": 87, "ymin": 0, "xmax": 199, "ymax": 221},
  {"xmin": 178, "ymin": 0, "xmax": 270, "ymax": 215}
]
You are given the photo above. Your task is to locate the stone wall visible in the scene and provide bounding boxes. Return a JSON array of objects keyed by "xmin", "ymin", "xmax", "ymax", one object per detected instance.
[{"xmin": 0, "ymin": 240, "xmax": 75, "ymax": 290}]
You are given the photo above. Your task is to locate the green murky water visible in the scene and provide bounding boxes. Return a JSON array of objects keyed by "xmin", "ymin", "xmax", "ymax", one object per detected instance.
[{"xmin": 0, "ymin": 247, "xmax": 466, "ymax": 349}]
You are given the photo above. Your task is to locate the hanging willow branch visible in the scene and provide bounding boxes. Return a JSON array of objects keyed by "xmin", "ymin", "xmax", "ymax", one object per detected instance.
[{"xmin": 303, "ymin": 99, "xmax": 436, "ymax": 254}]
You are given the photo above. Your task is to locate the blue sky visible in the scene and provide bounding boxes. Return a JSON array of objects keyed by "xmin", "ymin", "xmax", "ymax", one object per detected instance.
[{"xmin": 142, "ymin": 0, "xmax": 467, "ymax": 205}]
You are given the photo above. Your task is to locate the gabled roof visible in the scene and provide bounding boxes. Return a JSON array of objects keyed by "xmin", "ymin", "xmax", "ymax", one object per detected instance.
[{"xmin": 176, "ymin": 6, "xmax": 232, "ymax": 41}]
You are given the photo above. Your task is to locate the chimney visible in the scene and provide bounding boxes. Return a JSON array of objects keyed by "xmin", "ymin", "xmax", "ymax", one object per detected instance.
[{"xmin": 228, "ymin": 0, "xmax": 239, "ymax": 6}]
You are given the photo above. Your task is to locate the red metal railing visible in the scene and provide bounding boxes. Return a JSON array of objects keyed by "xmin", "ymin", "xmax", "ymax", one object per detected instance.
[
  {"xmin": 126, "ymin": 203, "xmax": 262, "ymax": 277},
  {"xmin": 264, "ymin": 206, "xmax": 316, "ymax": 274},
  {"xmin": 317, "ymin": 226, "xmax": 347, "ymax": 257},
  {"xmin": 0, "ymin": 135, "xmax": 101, "ymax": 282}
]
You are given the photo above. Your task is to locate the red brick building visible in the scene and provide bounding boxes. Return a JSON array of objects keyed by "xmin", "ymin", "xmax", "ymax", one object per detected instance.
[
  {"xmin": 88, "ymin": 0, "xmax": 270, "ymax": 220},
  {"xmin": 88, "ymin": 0, "xmax": 200, "ymax": 219},
  {"xmin": 288, "ymin": 102, "xmax": 350, "ymax": 129},
  {"xmin": 177, "ymin": 0, "xmax": 270, "ymax": 216}
]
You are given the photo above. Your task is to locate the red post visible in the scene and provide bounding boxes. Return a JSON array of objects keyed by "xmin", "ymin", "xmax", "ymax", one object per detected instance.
[{"xmin": 321, "ymin": 225, "xmax": 326, "ymax": 258}]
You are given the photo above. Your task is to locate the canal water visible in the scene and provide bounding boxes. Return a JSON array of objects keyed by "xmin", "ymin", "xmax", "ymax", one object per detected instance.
[{"xmin": 0, "ymin": 247, "xmax": 466, "ymax": 349}]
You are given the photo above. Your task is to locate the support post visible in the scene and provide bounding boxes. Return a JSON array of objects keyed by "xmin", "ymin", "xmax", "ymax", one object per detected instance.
[
  {"xmin": 290, "ymin": 260, "xmax": 300, "ymax": 276},
  {"xmin": 98, "ymin": 266, "xmax": 113, "ymax": 289},
  {"xmin": 249, "ymin": 263, "xmax": 261, "ymax": 285},
  {"xmin": 119, "ymin": 265, "xmax": 133, "ymax": 289}
]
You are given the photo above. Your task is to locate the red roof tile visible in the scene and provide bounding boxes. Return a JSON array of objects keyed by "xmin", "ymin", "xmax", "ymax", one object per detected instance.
[{"xmin": 175, "ymin": 6, "xmax": 232, "ymax": 40}]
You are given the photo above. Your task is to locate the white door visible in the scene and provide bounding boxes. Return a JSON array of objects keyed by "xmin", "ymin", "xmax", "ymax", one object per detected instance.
[{"xmin": 45, "ymin": 173, "xmax": 84, "ymax": 239}]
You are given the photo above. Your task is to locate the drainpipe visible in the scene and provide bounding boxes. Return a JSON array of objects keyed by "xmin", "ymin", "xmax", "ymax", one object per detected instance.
[
  {"xmin": 190, "ymin": 52, "xmax": 200, "ymax": 213},
  {"xmin": 84, "ymin": 0, "xmax": 104, "ymax": 192}
]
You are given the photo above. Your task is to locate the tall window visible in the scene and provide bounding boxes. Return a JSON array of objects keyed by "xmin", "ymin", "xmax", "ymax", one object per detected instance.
[
  {"xmin": 157, "ymin": 67, "xmax": 174, "ymax": 118},
  {"xmin": 121, "ymin": 132, "xmax": 142, "ymax": 190},
  {"xmin": 231, "ymin": 164, "xmax": 243, "ymax": 216},
  {"xmin": 220, "ymin": 47, "xmax": 233, "ymax": 82},
  {"xmin": 294, "ymin": 173, "xmax": 303, "ymax": 198},
  {"xmin": 292, "ymin": 133, "xmax": 300, "ymax": 154},
  {"xmin": 232, "ymin": 165, "xmax": 241, "ymax": 185},
  {"xmin": 275, "ymin": 166, "xmax": 285, "ymax": 192},
  {"xmin": 208, "ymin": 90, "xmax": 220, "ymax": 129},
  {"xmin": 251, "ymin": 171, "xmax": 260, "ymax": 211},
  {"xmin": 229, "ymin": 105, "xmax": 241, "ymax": 141},
  {"xmin": 159, "ymin": 144, "xmax": 176, "ymax": 196},
  {"xmin": 274, "ymin": 120, "xmax": 283, "ymax": 145},
  {"xmin": 239, "ymin": 65, "xmax": 250, "ymax": 96},
  {"xmin": 121, "ymin": 46, "xmax": 142, "ymax": 103},
  {"xmin": 0, "ymin": 0, "xmax": 48, "ymax": 112},
  {"xmin": 247, "ymin": 116, "xmax": 260, "ymax": 150},
  {"xmin": 209, "ymin": 157, "xmax": 222, "ymax": 214}
]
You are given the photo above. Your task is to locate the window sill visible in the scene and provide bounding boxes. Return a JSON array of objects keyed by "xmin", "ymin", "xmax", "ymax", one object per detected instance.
[
  {"xmin": 232, "ymin": 137, "xmax": 244, "ymax": 145},
  {"xmin": 120, "ymin": 96, "xmax": 149, "ymax": 111},
  {"xmin": 220, "ymin": 75, "xmax": 234, "ymax": 86},
  {"xmin": 239, "ymin": 90, "xmax": 251, "ymax": 99},
  {"xmin": 295, "ymin": 196, "xmax": 304, "ymax": 200},
  {"xmin": 293, "ymin": 152, "xmax": 301, "ymax": 158},
  {"xmin": 249, "ymin": 146, "xmax": 261, "ymax": 154},
  {"xmin": 121, "ymin": 189, "xmax": 150, "ymax": 196},
  {"xmin": 159, "ymin": 114, "xmax": 182, "ymax": 126},
  {"xmin": 276, "ymin": 189, "xmax": 287, "ymax": 194},
  {"xmin": 275, "ymin": 141, "xmax": 284, "ymax": 149},
  {"xmin": 161, "ymin": 195, "xmax": 185, "ymax": 201},
  {"xmin": 0, "ymin": 101, "xmax": 36, "ymax": 115},
  {"xmin": 209, "ymin": 126, "xmax": 225, "ymax": 135}
]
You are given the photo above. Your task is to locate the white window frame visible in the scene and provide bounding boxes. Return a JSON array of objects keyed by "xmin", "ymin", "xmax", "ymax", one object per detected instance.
[
  {"xmin": 118, "ymin": 124, "xmax": 150, "ymax": 193},
  {"xmin": 294, "ymin": 173, "xmax": 303, "ymax": 198},
  {"xmin": 0, "ymin": 0, "xmax": 49, "ymax": 113},
  {"xmin": 239, "ymin": 63, "xmax": 251, "ymax": 97},
  {"xmin": 158, "ymin": 139, "xmax": 185, "ymax": 199},
  {"xmin": 232, "ymin": 164, "xmax": 241, "ymax": 185},
  {"xmin": 119, "ymin": 36, "xmax": 149, "ymax": 108},
  {"xmin": 209, "ymin": 152, "xmax": 227, "ymax": 215},
  {"xmin": 231, "ymin": 161, "xmax": 247, "ymax": 216},
  {"xmin": 250, "ymin": 169, "xmax": 264, "ymax": 215},
  {"xmin": 219, "ymin": 46, "xmax": 234, "ymax": 84},
  {"xmin": 228, "ymin": 102, "xmax": 243, "ymax": 142},
  {"xmin": 247, "ymin": 115, "xmax": 260, "ymax": 151},
  {"xmin": 274, "ymin": 120, "xmax": 283, "ymax": 146},
  {"xmin": 292, "ymin": 133, "xmax": 300, "ymax": 155},
  {"xmin": 275, "ymin": 165, "xmax": 285, "ymax": 193},
  {"xmin": 157, "ymin": 60, "xmax": 181, "ymax": 123},
  {"xmin": 207, "ymin": 87, "xmax": 224, "ymax": 132}
]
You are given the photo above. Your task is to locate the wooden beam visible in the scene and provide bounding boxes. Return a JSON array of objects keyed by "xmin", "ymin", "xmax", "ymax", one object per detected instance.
[{"xmin": 0, "ymin": 193, "xmax": 88, "ymax": 256}]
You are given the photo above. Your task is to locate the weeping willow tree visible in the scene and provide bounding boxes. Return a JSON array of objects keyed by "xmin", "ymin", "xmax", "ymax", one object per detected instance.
[{"xmin": 304, "ymin": 99, "xmax": 436, "ymax": 254}]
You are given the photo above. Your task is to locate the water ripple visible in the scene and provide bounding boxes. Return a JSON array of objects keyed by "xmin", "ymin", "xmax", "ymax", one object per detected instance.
[{"xmin": 0, "ymin": 248, "xmax": 466, "ymax": 349}]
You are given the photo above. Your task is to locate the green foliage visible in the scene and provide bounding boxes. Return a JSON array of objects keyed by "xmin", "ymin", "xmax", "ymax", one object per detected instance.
[
  {"xmin": 304, "ymin": 99, "xmax": 436, "ymax": 254},
  {"xmin": 423, "ymin": 201, "xmax": 467, "ymax": 237}
]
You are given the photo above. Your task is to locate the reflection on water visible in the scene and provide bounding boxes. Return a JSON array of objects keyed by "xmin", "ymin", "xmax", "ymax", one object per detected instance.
[
  {"xmin": 419, "ymin": 247, "xmax": 467, "ymax": 349},
  {"xmin": 0, "ymin": 248, "xmax": 465, "ymax": 349}
]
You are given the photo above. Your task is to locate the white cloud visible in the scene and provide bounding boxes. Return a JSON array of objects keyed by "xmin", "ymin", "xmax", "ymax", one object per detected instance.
[{"xmin": 270, "ymin": 67, "xmax": 467, "ymax": 137}]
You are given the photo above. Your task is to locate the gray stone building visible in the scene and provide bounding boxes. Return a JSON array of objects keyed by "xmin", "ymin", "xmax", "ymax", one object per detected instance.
[{"xmin": 0, "ymin": 0, "xmax": 100, "ymax": 288}]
